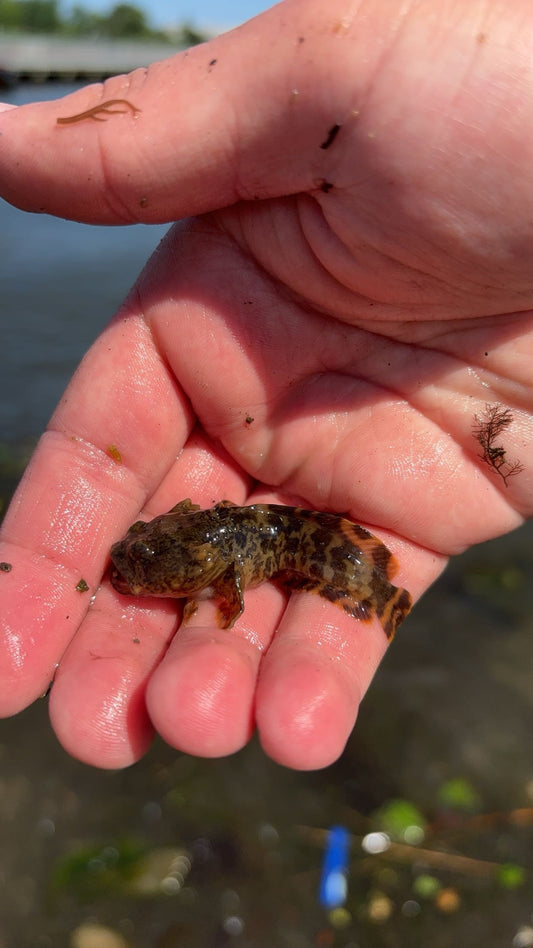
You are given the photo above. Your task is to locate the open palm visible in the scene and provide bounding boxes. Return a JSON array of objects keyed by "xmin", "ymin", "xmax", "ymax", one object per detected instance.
[{"xmin": 0, "ymin": 0, "xmax": 531, "ymax": 769}]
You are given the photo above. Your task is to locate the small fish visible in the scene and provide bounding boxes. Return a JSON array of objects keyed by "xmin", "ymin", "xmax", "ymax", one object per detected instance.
[{"xmin": 110, "ymin": 500, "xmax": 412, "ymax": 639}]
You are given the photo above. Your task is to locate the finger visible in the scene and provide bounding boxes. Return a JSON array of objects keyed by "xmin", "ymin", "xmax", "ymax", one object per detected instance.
[
  {"xmin": 0, "ymin": 0, "xmax": 397, "ymax": 224},
  {"xmin": 255, "ymin": 597, "xmax": 385, "ymax": 770},
  {"xmin": 48, "ymin": 585, "xmax": 173, "ymax": 768},
  {"xmin": 0, "ymin": 303, "xmax": 192, "ymax": 716},
  {"xmin": 48, "ymin": 572, "xmax": 285, "ymax": 768},
  {"xmin": 45, "ymin": 432, "xmax": 252, "ymax": 766},
  {"xmin": 144, "ymin": 495, "xmax": 437, "ymax": 768},
  {"xmin": 255, "ymin": 538, "xmax": 441, "ymax": 770},
  {"xmin": 145, "ymin": 579, "xmax": 287, "ymax": 759}
]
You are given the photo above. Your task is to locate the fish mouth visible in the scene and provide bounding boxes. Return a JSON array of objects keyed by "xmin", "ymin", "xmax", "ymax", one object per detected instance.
[
  {"xmin": 109, "ymin": 567, "xmax": 173, "ymax": 597},
  {"xmin": 109, "ymin": 567, "xmax": 137, "ymax": 595}
]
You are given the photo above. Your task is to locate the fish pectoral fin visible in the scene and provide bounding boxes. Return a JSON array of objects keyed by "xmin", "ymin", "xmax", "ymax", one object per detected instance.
[
  {"xmin": 169, "ymin": 499, "xmax": 201, "ymax": 514},
  {"xmin": 212, "ymin": 564, "xmax": 245, "ymax": 629},
  {"xmin": 192, "ymin": 542, "xmax": 220, "ymax": 567},
  {"xmin": 182, "ymin": 599, "xmax": 199, "ymax": 623}
]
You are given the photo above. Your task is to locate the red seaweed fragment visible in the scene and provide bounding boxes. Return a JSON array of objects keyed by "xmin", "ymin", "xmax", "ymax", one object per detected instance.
[{"xmin": 472, "ymin": 404, "xmax": 523, "ymax": 486}]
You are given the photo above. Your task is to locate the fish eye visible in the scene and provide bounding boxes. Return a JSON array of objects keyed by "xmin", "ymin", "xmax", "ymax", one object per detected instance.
[{"xmin": 129, "ymin": 540, "xmax": 154, "ymax": 558}]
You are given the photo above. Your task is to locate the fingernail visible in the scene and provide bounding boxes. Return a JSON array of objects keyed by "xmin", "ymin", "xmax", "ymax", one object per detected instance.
[{"xmin": 0, "ymin": 103, "xmax": 17, "ymax": 113}]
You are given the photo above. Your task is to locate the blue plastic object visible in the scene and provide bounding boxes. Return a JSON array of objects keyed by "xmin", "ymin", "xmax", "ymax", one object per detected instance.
[{"xmin": 319, "ymin": 825, "xmax": 351, "ymax": 908}]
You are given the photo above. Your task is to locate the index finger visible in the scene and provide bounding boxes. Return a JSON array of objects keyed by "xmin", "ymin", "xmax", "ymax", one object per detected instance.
[{"xmin": 0, "ymin": 294, "xmax": 192, "ymax": 715}]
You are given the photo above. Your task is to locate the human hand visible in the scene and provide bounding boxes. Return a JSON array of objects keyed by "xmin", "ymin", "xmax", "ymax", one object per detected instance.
[{"xmin": 0, "ymin": 0, "xmax": 531, "ymax": 769}]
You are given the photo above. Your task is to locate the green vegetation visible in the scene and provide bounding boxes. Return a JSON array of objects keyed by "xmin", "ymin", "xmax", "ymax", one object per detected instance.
[
  {"xmin": 0, "ymin": 0, "xmax": 207, "ymax": 43},
  {"xmin": 372, "ymin": 798, "xmax": 427, "ymax": 841},
  {"xmin": 436, "ymin": 776, "xmax": 482, "ymax": 811}
]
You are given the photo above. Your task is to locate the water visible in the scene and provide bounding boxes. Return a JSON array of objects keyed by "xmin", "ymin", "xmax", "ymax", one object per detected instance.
[
  {"xmin": 1, "ymin": 82, "xmax": 168, "ymax": 443},
  {"xmin": 0, "ymin": 84, "xmax": 532, "ymax": 948}
]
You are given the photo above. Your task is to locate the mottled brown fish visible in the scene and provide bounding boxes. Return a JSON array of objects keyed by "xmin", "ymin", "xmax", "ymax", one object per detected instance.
[{"xmin": 110, "ymin": 500, "xmax": 412, "ymax": 639}]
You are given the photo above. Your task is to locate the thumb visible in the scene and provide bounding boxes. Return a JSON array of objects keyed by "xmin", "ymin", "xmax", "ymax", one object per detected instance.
[{"xmin": 0, "ymin": 0, "xmax": 385, "ymax": 225}]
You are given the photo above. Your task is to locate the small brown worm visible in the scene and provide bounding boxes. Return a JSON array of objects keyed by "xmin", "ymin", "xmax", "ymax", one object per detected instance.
[
  {"xmin": 56, "ymin": 98, "xmax": 140, "ymax": 125},
  {"xmin": 320, "ymin": 123, "xmax": 341, "ymax": 149}
]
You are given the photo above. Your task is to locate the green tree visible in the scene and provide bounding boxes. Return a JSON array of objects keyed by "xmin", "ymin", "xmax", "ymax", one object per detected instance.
[
  {"xmin": 177, "ymin": 22, "xmax": 206, "ymax": 46},
  {"xmin": 18, "ymin": 0, "xmax": 60, "ymax": 32},
  {"xmin": 0, "ymin": 0, "xmax": 22, "ymax": 30},
  {"xmin": 64, "ymin": 4, "xmax": 102, "ymax": 36},
  {"xmin": 102, "ymin": 3, "xmax": 148, "ymax": 38}
]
